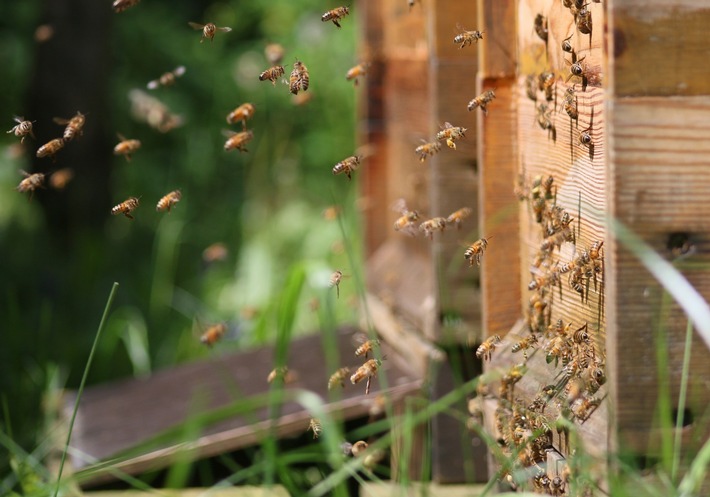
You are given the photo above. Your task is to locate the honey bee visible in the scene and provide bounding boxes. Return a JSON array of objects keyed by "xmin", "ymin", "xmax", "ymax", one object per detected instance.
[
  {"xmin": 200, "ymin": 323, "xmax": 227, "ymax": 346},
  {"xmin": 265, "ymin": 43, "xmax": 285, "ymax": 65},
  {"xmin": 577, "ymin": 6, "xmax": 592, "ymax": 34},
  {"xmin": 579, "ymin": 125, "xmax": 593, "ymax": 148},
  {"xmin": 528, "ymin": 266, "xmax": 561, "ymax": 292},
  {"xmin": 53, "ymin": 111, "xmax": 86, "ymax": 142},
  {"xmin": 500, "ymin": 363, "xmax": 527, "ymax": 398},
  {"xmin": 202, "ymin": 242, "xmax": 228, "ymax": 264},
  {"xmin": 351, "ymin": 358, "xmax": 383, "ymax": 395},
  {"xmin": 536, "ymin": 103, "xmax": 556, "ymax": 141},
  {"xmin": 446, "ymin": 207, "xmax": 473, "ymax": 229},
  {"xmin": 454, "ymin": 24, "xmax": 484, "ymax": 48},
  {"xmin": 223, "ymin": 129, "xmax": 254, "ymax": 152},
  {"xmin": 114, "ymin": 133, "xmax": 141, "ymax": 161},
  {"xmin": 436, "ymin": 122, "xmax": 467, "ymax": 149},
  {"xmin": 226, "ymin": 103, "xmax": 255, "ymax": 130},
  {"xmin": 259, "ymin": 65, "xmax": 286, "ymax": 85},
  {"xmin": 49, "ymin": 168, "xmax": 73, "ymax": 190},
  {"xmin": 414, "ymin": 139, "xmax": 441, "ymax": 162},
  {"xmin": 113, "ymin": 0, "xmax": 140, "ymax": 13},
  {"xmin": 561, "ymin": 33, "xmax": 576, "ymax": 59},
  {"xmin": 590, "ymin": 240, "xmax": 604, "ymax": 260},
  {"xmin": 7, "ymin": 116, "xmax": 36, "ymax": 143},
  {"xmin": 419, "ymin": 217, "xmax": 447, "ymax": 240},
  {"xmin": 289, "ymin": 60, "xmax": 310, "ymax": 95},
  {"xmin": 321, "ymin": 6, "xmax": 350, "ymax": 28},
  {"xmin": 572, "ymin": 323, "xmax": 590, "ymax": 345},
  {"xmin": 328, "ymin": 367, "xmax": 351, "ymax": 390},
  {"xmin": 476, "ymin": 335, "xmax": 501, "ymax": 361},
  {"xmin": 550, "ymin": 476, "xmax": 565, "ymax": 496},
  {"xmin": 538, "ymin": 72, "xmax": 555, "ymax": 101},
  {"xmin": 467, "ymin": 89, "xmax": 496, "ymax": 115},
  {"xmin": 36, "ymin": 138, "xmax": 65, "ymax": 160},
  {"xmin": 572, "ymin": 396, "xmax": 601, "ymax": 422},
  {"xmin": 355, "ymin": 338, "xmax": 381, "ymax": 359},
  {"xmin": 565, "ymin": 55, "xmax": 587, "ymax": 83},
  {"xmin": 465, "ymin": 237, "xmax": 493, "ymax": 267},
  {"xmin": 545, "ymin": 335, "xmax": 571, "ymax": 365},
  {"xmin": 308, "ymin": 418, "xmax": 322, "ymax": 439},
  {"xmin": 332, "ymin": 155, "xmax": 361, "ymax": 180},
  {"xmin": 111, "ymin": 196, "xmax": 140, "ymax": 220},
  {"xmin": 267, "ymin": 366, "xmax": 297, "ymax": 384},
  {"xmin": 562, "ymin": 86, "xmax": 578, "ymax": 121},
  {"xmin": 156, "ymin": 189, "xmax": 182, "ymax": 213},
  {"xmin": 147, "ymin": 66, "xmax": 186, "ymax": 90},
  {"xmin": 534, "ymin": 14, "xmax": 548, "ymax": 42},
  {"xmin": 188, "ymin": 22, "xmax": 232, "ymax": 43},
  {"xmin": 525, "ymin": 74, "xmax": 538, "ymax": 102},
  {"xmin": 511, "ymin": 334, "xmax": 538, "ymax": 359},
  {"xmin": 392, "ymin": 199, "xmax": 420, "ymax": 235},
  {"xmin": 16, "ymin": 171, "xmax": 45, "ymax": 199},
  {"xmin": 330, "ymin": 270, "xmax": 343, "ymax": 298},
  {"xmin": 345, "ymin": 63, "xmax": 369, "ymax": 86}
]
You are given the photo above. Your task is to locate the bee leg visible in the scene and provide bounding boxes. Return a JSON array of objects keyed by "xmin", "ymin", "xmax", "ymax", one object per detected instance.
[
  {"xmin": 333, "ymin": 20, "xmax": 341, "ymax": 28},
  {"xmin": 336, "ymin": 284, "xmax": 340, "ymax": 299},
  {"xmin": 365, "ymin": 376, "xmax": 371, "ymax": 395},
  {"xmin": 125, "ymin": 213, "xmax": 134, "ymax": 220},
  {"xmin": 125, "ymin": 155, "xmax": 132, "ymax": 162}
]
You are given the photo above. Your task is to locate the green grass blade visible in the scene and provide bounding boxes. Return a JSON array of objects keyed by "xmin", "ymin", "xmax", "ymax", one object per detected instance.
[
  {"xmin": 672, "ymin": 319, "xmax": 695, "ymax": 483},
  {"xmin": 52, "ymin": 282, "xmax": 119, "ymax": 497},
  {"xmin": 679, "ymin": 434, "xmax": 710, "ymax": 497}
]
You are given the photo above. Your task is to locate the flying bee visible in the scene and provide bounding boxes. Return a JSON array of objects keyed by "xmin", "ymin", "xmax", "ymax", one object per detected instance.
[
  {"xmin": 577, "ymin": 6, "xmax": 592, "ymax": 34},
  {"xmin": 332, "ymin": 155, "xmax": 361, "ymax": 180},
  {"xmin": 156, "ymin": 189, "xmax": 182, "ymax": 213},
  {"xmin": 330, "ymin": 270, "xmax": 343, "ymax": 298},
  {"xmin": 321, "ymin": 6, "xmax": 350, "ymax": 28},
  {"xmin": 511, "ymin": 334, "xmax": 538, "ymax": 360},
  {"xmin": 392, "ymin": 199, "xmax": 420, "ymax": 235},
  {"xmin": 264, "ymin": 43, "xmax": 285, "ymax": 65},
  {"xmin": 454, "ymin": 24, "xmax": 484, "ymax": 48},
  {"xmin": 328, "ymin": 367, "xmax": 351, "ymax": 390},
  {"xmin": 223, "ymin": 129, "xmax": 254, "ymax": 152},
  {"xmin": 355, "ymin": 337, "xmax": 381, "ymax": 359},
  {"xmin": 289, "ymin": 60, "xmax": 310, "ymax": 95},
  {"xmin": 436, "ymin": 122, "xmax": 467, "ymax": 149},
  {"xmin": 476, "ymin": 335, "xmax": 501, "ymax": 361},
  {"xmin": 267, "ymin": 366, "xmax": 297, "ymax": 384},
  {"xmin": 36, "ymin": 137, "xmax": 65, "ymax": 160},
  {"xmin": 147, "ymin": 66, "xmax": 186, "ymax": 90},
  {"xmin": 414, "ymin": 139, "xmax": 441, "ymax": 162},
  {"xmin": 563, "ymin": 85, "xmax": 578, "ymax": 120},
  {"xmin": 113, "ymin": 0, "xmax": 140, "ymax": 12},
  {"xmin": 446, "ymin": 207, "xmax": 473, "ymax": 229},
  {"xmin": 467, "ymin": 89, "xmax": 496, "ymax": 115},
  {"xmin": 54, "ymin": 111, "xmax": 86, "ymax": 142},
  {"xmin": 7, "ymin": 116, "xmax": 35, "ymax": 143},
  {"xmin": 200, "ymin": 323, "xmax": 227, "ymax": 346},
  {"xmin": 534, "ymin": 14, "xmax": 548, "ymax": 42},
  {"xmin": 259, "ymin": 64, "xmax": 286, "ymax": 85},
  {"xmin": 16, "ymin": 171, "xmax": 45, "ymax": 200},
  {"xmin": 49, "ymin": 168, "xmax": 73, "ymax": 190},
  {"xmin": 464, "ymin": 237, "xmax": 492, "ymax": 267},
  {"xmin": 346, "ymin": 63, "xmax": 369, "ymax": 86},
  {"xmin": 226, "ymin": 102, "xmax": 255, "ymax": 130},
  {"xmin": 114, "ymin": 133, "xmax": 141, "ymax": 161},
  {"xmin": 111, "ymin": 196, "xmax": 140, "ymax": 220},
  {"xmin": 419, "ymin": 217, "xmax": 447, "ymax": 240},
  {"xmin": 308, "ymin": 418, "xmax": 322, "ymax": 439},
  {"xmin": 351, "ymin": 358, "xmax": 383, "ymax": 395},
  {"xmin": 188, "ymin": 22, "xmax": 232, "ymax": 43},
  {"xmin": 538, "ymin": 72, "xmax": 555, "ymax": 101}
]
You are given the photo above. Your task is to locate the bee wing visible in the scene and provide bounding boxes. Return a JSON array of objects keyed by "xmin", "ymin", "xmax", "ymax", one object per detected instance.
[
  {"xmin": 19, "ymin": 169, "xmax": 31, "ymax": 178},
  {"xmin": 13, "ymin": 116, "xmax": 25, "ymax": 123},
  {"xmin": 188, "ymin": 22, "xmax": 205, "ymax": 30},
  {"xmin": 146, "ymin": 79, "xmax": 160, "ymax": 90},
  {"xmin": 222, "ymin": 129, "xmax": 238, "ymax": 138},
  {"xmin": 441, "ymin": 121, "xmax": 453, "ymax": 130},
  {"xmin": 351, "ymin": 332, "xmax": 369, "ymax": 346},
  {"xmin": 455, "ymin": 22, "xmax": 467, "ymax": 33},
  {"xmin": 53, "ymin": 117, "xmax": 69, "ymax": 125},
  {"xmin": 390, "ymin": 198, "xmax": 408, "ymax": 214},
  {"xmin": 217, "ymin": 26, "xmax": 232, "ymax": 32},
  {"xmin": 173, "ymin": 65, "xmax": 186, "ymax": 77},
  {"xmin": 116, "ymin": 132, "xmax": 127, "ymax": 141}
]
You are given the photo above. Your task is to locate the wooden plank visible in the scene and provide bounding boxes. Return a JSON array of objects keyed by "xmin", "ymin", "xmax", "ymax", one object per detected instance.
[
  {"xmin": 360, "ymin": 482, "xmax": 487, "ymax": 497},
  {"xmin": 86, "ymin": 489, "xmax": 289, "ymax": 497},
  {"xmin": 606, "ymin": 96, "xmax": 710, "ymax": 454},
  {"xmin": 611, "ymin": 1, "xmax": 710, "ymax": 96}
]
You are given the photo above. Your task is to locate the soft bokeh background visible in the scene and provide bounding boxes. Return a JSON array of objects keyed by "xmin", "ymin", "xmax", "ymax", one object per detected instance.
[{"xmin": 0, "ymin": 0, "xmax": 361, "ymax": 464}]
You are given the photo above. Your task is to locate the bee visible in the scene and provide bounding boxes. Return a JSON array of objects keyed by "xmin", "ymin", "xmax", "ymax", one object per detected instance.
[
  {"xmin": 572, "ymin": 396, "xmax": 601, "ymax": 422},
  {"xmin": 147, "ymin": 66, "xmax": 186, "ymax": 90},
  {"xmin": 16, "ymin": 171, "xmax": 45, "ymax": 200},
  {"xmin": 538, "ymin": 72, "xmax": 555, "ymax": 101},
  {"xmin": 419, "ymin": 217, "xmax": 447, "ymax": 240},
  {"xmin": 308, "ymin": 418, "xmax": 322, "ymax": 439},
  {"xmin": 579, "ymin": 125, "xmax": 593, "ymax": 148},
  {"xmin": 226, "ymin": 103, "xmax": 255, "ymax": 130},
  {"xmin": 292, "ymin": 92, "xmax": 313, "ymax": 106},
  {"xmin": 414, "ymin": 139, "xmax": 441, "ymax": 162},
  {"xmin": 534, "ymin": 14, "xmax": 548, "ymax": 42},
  {"xmin": 454, "ymin": 24, "xmax": 484, "ymax": 48},
  {"xmin": 351, "ymin": 358, "xmax": 383, "ymax": 395},
  {"xmin": 476, "ymin": 335, "xmax": 501, "ymax": 361},
  {"xmin": 36, "ymin": 138, "xmax": 65, "ymax": 160},
  {"xmin": 289, "ymin": 60, "xmax": 310, "ymax": 95},
  {"xmin": 265, "ymin": 43, "xmax": 285, "ymax": 65},
  {"xmin": 392, "ymin": 199, "xmax": 420, "ymax": 235},
  {"xmin": 156, "ymin": 190, "xmax": 182, "ymax": 213},
  {"xmin": 565, "ymin": 55, "xmax": 587, "ymax": 83},
  {"xmin": 267, "ymin": 366, "xmax": 297, "ymax": 384},
  {"xmin": 111, "ymin": 196, "xmax": 140, "ymax": 220},
  {"xmin": 545, "ymin": 335, "xmax": 572, "ymax": 365},
  {"xmin": 330, "ymin": 270, "xmax": 343, "ymax": 298},
  {"xmin": 49, "ymin": 168, "xmax": 73, "ymax": 190},
  {"xmin": 500, "ymin": 363, "xmax": 527, "ymax": 398},
  {"xmin": 511, "ymin": 334, "xmax": 538, "ymax": 359},
  {"xmin": 577, "ymin": 6, "xmax": 592, "ymax": 34},
  {"xmin": 345, "ymin": 63, "xmax": 369, "ymax": 86},
  {"xmin": 259, "ymin": 65, "xmax": 286, "ymax": 85},
  {"xmin": 561, "ymin": 33, "xmax": 576, "ymax": 59},
  {"xmin": 321, "ymin": 6, "xmax": 350, "ymax": 28},
  {"xmin": 559, "ymin": 250, "xmax": 590, "ymax": 274},
  {"xmin": 200, "ymin": 323, "xmax": 227, "ymax": 346},
  {"xmin": 332, "ymin": 155, "xmax": 361, "ymax": 180},
  {"xmin": 525, "ymin": 74, "xmax": 538, "ymax": 102},
  {"xmin": 355, "ymin": 338, "xmax": 381, "ymax": 359},
  {"xmin": 202, "ymin": 242, "xmax": 228, "ymax": 264},
  {"xmin": 223, "ymin": 129, "xmax": 254, "ymax": 152},
  {"xmin": 590, "ymin": 240, "xmax": 604, "ymax": 260},
  {"xmin": 53, "ymin": 111, "xmax": 86, "ymax": 142},
  {"xmin": 113, "ymin": 0, "xmax": 140, "ymax": 13},
  {"xmin": 528, "ymin": 266, "xmax": 561, "ymax": 292},
  {"xmin": 572, "ymin": 323, "xmax": 590, "ymax": 345},
  {"xmin": 550, "ymin": 476, "xmax": 565, "ymax": 496},
  {"xmin": 467, "ymin": 89, "xmax": 496, "ymax": 115},
  {"xmin": 7, "ymin": 116, "xmax": 36, "ymax": 143},
  {"xmin": 188, "ymin": 22, "xmax": 232, "ymax": 43},
  {"xmin": 436, "ymin": 122, "xmax": 467, "ymax": 149},
  {"xmin": 446, "ymin": 207, "xmax": 472, "ymax": 229},
  {"xmin": 114, "ymin": 133, "xmax": 141, "ymax": 161},
  {"xmin": 464, "ymin": 237, "xmax": 492, "ymax": 267},
  {"xmin": 563, "ymin": 86, "xmax": 578, "ymax": 121},
  {"xmin": 536, "ymin": 103, "xmax": 556, "ymax": 141},
  {"xmin": 328, "ymin": 367, "xmax": 351, "ymax": 390}
]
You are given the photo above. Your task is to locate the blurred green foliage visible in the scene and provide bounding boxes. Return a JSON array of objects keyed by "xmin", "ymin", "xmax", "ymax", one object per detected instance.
[{"xmin": 0, "ymin": 0, "xmax": 361, "ymax": 467}]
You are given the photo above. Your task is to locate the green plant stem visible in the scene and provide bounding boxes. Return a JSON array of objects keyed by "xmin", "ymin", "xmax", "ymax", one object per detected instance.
[
  {"xmin": 53, "ymin": 282, "xmax": 119, "ymax": 497},
  {"xmin": 672, "ymin": 319, "xmax": 694, "ymax": 483}
]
